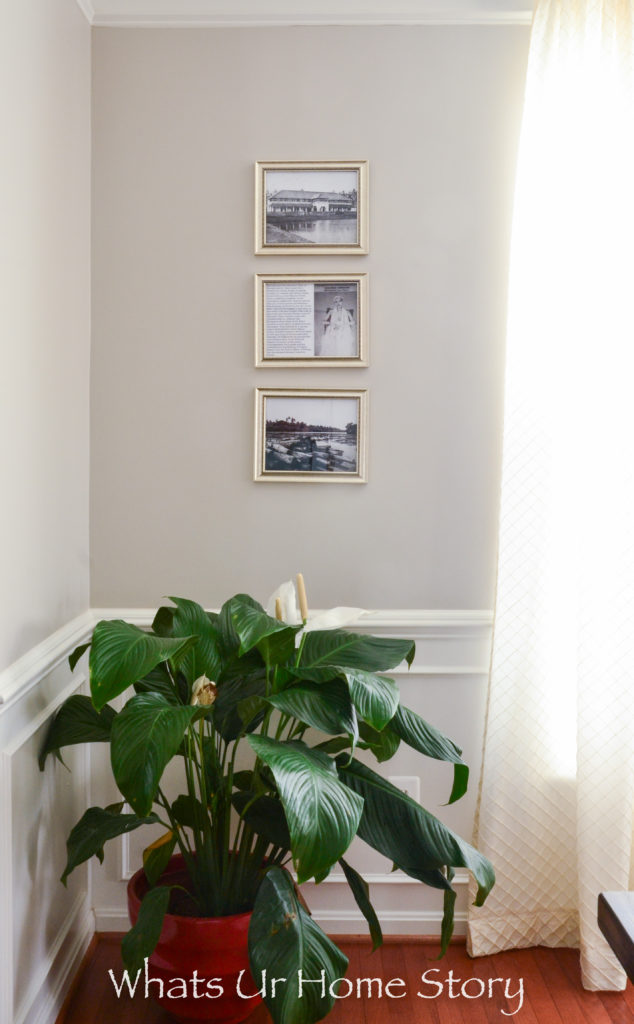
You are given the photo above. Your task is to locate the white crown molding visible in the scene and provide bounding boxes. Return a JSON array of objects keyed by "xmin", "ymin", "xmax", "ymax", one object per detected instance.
[
  {"xmin": 88, "ymin": 1, "xmax": 534, "ymax": 28},
  {"xmin": 74, "ymin": 0, "xmax": 96, "ymax": 23}
]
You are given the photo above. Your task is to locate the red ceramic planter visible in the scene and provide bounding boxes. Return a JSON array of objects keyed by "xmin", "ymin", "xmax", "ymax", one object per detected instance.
[{"xmin": 127, "ymin": 855, "xmax": 262, "ymax": 1024}]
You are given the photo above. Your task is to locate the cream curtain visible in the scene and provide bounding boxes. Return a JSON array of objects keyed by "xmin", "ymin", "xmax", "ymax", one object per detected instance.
[{"xmin": 467, "ymin": 0, "xmax": 634, "ymax": 990}]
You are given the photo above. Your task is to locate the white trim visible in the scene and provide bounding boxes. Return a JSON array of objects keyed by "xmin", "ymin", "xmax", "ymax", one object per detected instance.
[
  {"xmin": 0, "ymin": 611, "xmax": 94, "ymax": 708},
  {"xmin": 4, "ymin": 674, "xmax": 87, "ymax": 757},
  {"xmin": 14, "ymin": 894, "xmax": 94, "ymax": 1024},
  {"xmin": 0, "ymin": 756, "xmax": 13, "ymax": 1023},
  {"xmin": 93, "ymin": 906, "xmax": 468, "ymax": 933},
  {"xmin": 315, "ymin": 870, "xmax": 469, "ymax": 886},
  {"xmin": 89, "ymin": 2, "xmax": 533, "ymax": 28}
]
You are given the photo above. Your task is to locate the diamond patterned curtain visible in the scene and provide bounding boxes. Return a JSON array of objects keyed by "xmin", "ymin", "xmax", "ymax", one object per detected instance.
[{"xmin": 467, "ymin": 0, "xmax": 634, "ymax": 990}]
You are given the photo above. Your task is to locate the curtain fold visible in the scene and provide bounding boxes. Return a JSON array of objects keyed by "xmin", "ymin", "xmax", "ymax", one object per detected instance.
[{"xmin": 467, "ymin": 0, "xmax": 634, "ymax": 990}]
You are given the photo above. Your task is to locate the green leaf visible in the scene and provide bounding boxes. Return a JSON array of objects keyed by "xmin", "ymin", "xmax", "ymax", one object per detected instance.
[
  {"xmin": 214, "ymin": 673, "xmax": 267, "ymax": 741},
  {"xmin": 238, "ymin": 695, "xmax": 268, "ymax": 729},
  {"xmin": 232, "ymin": 792, "xmax": 291, "ymax": 850},
  {"xmin": 357, "ymin": 721, "xmax": 401, "ymax": 763},
  {"xmin": 438, "ymin": 869, "xmax": 457, "ymax": 958},
  {"xmin": 110, "ymin": 693, "xmax": 198, "ymax": 816},
  {"xmin": 228, "ymin": 597, "xmax": 300, "ymax": 663},
  {"xmin": 337, "ymin": 758, "xmax": 495, "ymax": 905},
  {"xmin": 338, "ymin": 858, "xmax": 383, "ymax": 951},
  {"xmin": 171, "ymin": 794, "xmax": 207, "ymax": 831},
  {"xmin": 249, "ymin": 867, "xmax": 348, "ymax": 1024},
  {"xmin": 143, "ymin": 831, "xmax": 177, "ymax": 887},
  {"xmin": 267, "ymin": 680, "xmax": 358, "ymax": 747},
  {"xmin": 39, "ymin": 695, "xmax": 116, "ymax": 770},
  {"xmin": 218, "ymin": 594, "xmax": 265, "ymax": 657},
  {"xmin": 134, "ymin": 663, "xmax": 183, "ymax": 704},
  {"xmin": 61, "ymin": 806, "xmax": 158, "ymax": 884},
  {"xmin": 232, "ymin": 770, "xmax": 255, "ymax": 792},
  {"xmin": 122, "ymin": 886, "xmax": 172, "ymax": 974},
  {"xmin": 299, "ymin": 629, "xmax": 415, "ymax": 672},
  {"xmin": 312, "ymin": 737, "xmax": 353, "ymax": 757},
  {"xmin": 248, "ymin": 736, "xmax": 363, "ymax": 884},
  {"xmin": 390, "ymin": 705, "xmax": 469, "ymax": 804},
  {"xmin": 151, "ymin": 606, "xmax": 175, "ymax": 637},
  {"xmin": 69, "ymin": 642, "xmax": 91, "ymax": 672},
  {"xmin": 89, "ymin": 620, "xmax": 198, "ymax": 710},
  {"xmin": 290, "ymin": 666, "xmax": 399, "ymax": 731},
  {"xmin": 168, "ymin": 596, "xmax": 223, "ymax": 686}
]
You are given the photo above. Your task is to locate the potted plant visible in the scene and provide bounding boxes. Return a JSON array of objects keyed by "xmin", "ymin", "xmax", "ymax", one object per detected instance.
[{"xmin": 40, "ymin": 582, "xmax": 494, "ymax": 1024}]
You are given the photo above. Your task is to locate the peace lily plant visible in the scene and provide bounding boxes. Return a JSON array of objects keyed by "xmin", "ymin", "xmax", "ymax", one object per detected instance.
[{"xmin": 40, "ymin": 578, "xmax": 494, "ymax": 1024}]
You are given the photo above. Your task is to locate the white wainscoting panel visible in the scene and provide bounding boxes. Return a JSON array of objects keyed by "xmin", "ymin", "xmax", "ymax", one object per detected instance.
[{"xmin": 0, "ymin": 616, "xmax": 95, "ymax": 1024}]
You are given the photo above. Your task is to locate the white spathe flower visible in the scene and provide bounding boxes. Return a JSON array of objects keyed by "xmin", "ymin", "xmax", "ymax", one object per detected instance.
[
  {"xmin": 266, "ymin": 580, "xmax": 302, "ymax": 625},
  {"xmin": 265, "ymin": 577, "xmax": 366, "ymax": 632},
  {"xmin": 190, "ymin": 675, "xmax": 218, "ymax": 707}
]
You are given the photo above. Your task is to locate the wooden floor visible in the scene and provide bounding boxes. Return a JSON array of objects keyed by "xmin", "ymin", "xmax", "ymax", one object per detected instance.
[{"xmin": 58, "ymin": 935, "xmax": 634, "ymax": 1024}]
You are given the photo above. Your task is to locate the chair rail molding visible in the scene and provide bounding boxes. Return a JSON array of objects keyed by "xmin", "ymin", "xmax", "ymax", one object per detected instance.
[{"xmin": 82, "ymin": 0, "xmax": 534, "ymax": 27}]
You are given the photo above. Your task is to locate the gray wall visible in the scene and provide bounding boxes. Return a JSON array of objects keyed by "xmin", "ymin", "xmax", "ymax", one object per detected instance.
[
  {"xmin": 1, "ymin": 0, "xmax": 91, "ymax": 670},
  {"xmin": 91, "ymin": 25, "xmax": 529, "ymax": 611}
]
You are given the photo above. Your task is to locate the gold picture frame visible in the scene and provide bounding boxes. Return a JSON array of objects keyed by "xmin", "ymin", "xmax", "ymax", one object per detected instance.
[
  {"xmin": 254, "ymin": 160, "xmax": 369, "ymax": 255},
  {"xmin": 254, "ymin": 388, "xmax": 368, "ymax": 483},
  {"xmin": 254, "ymin": 273, "xmax": 368, "ymax": 368}
]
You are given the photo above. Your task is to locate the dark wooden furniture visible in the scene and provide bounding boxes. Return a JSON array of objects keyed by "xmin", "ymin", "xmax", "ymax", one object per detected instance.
[{"xmin": 599, "ymin": 892, "xmax": 634, "ymax": 982}]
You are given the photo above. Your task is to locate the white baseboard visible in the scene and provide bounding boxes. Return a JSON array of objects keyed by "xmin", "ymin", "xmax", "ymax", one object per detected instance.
[{"xmin": 15, "ymin": 898, "xmax": 94, "ymax": 1024}]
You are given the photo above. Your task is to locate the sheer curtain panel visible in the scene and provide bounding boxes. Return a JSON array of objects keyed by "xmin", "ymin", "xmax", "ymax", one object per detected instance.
[{"xmin": 467, "ymin": 0, "xmax": 634, "ymax": 990}]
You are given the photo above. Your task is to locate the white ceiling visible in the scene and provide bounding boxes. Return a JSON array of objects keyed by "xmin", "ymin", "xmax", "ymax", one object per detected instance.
[{"xmin": 76, "ymin": 0, "xmax": 534, "ymax": 27}]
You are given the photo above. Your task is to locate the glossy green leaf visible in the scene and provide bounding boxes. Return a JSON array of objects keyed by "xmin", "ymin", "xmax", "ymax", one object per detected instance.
[
  {"xmin": 171, "ymin": 794, "xmax": 207, "ymax": 831},
  {"xmin": 168, "ymin": 596, "xmax": 223, "ymax": 686},
  {"xmin": 267, "ymin": 680, "xmax": 358, "ymax": 746},
  {"xmin": 133, "ymin": 663, "xmax": 183, "ymax": 704},
  {"xmin": 337, "ymin": 758, "xmax": 495, "ymax": 905},
  {"xmin": 231, "ymin": 769, "xmax": 255, "ymax": 791},
  {"xmin": 89, "ymin": 620, "xmax": 198, "ymax": 710},
  {"xmin": 357, "ymin": 721, "xmax": 401, "ymax": 763},
  {"xmin": 312, "ymin": 737, "xmax": 353, "ymax": 757},
  {"xmin": 299, "ymin": 629, "xmax": 415, "ymax": 672},
  {"xmin": 69, "ymin": 641, "xmax": 91, "ymax": 672},
  {"xmin": 61, "ymin": 805, "xmax": 158, "ymax": 884},
  {"xmin": 228, "ymin": 598, "xmax": 300, "ymax": 663},
  {"xmin": 338, "ymin": 858, "xmax": 383, "ymax": 951},
  {"xmin": 151, "ymin": 606, "xmax": 175, "ymax": 637},
  {"xmin": 39, "ymin": 695, "xmax": 116, "ymax": 770},
  {"xmin": 143, "ymin": 831, "xmax": 177, "ymax": 887},
  {"xmin": 110, "ymin": 693, "xmax": 198, "ymax": 816},
  {"xmin": 290, "ymin": 666, "xmax": 398, "ymax": 731},
  {"xmin": 390, "ymin": 705, "xmax": 469, "ymax": 804},
  {"xmin": 238, "ymin": 695, "xmax": 268, "ymax": 729},
  {"xmin": 249, "ymin": 866, "xmax": 348, "ymax": 1024},
  {"xmin": 232, "ymin": 792, "xmax": 291, "ymax": 850},
  {"xmin": 214, "ymin": 673, "xmax": 267, "ymax": 741},
  {"xmin": 439, "ymin": 869, "xmax": 457, "ymax": 958},
  {"xmin": 248, "ymin": 736, "xmax": 363, "ymax": 883},
  {"xmin": 218, "ymin": 594, "xmax": 265, "ymax": 657},
  {"xmin": 121, "ymin": 886, "xmax": 172, "ymax": 974}
]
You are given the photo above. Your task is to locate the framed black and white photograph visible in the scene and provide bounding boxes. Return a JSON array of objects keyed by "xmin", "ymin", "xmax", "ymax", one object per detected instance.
[
  {"xmin": 255, "ymin": 273, "xmax": 368, "ymax": 367},
  {"xmin": 254, "ymin": 388, "xmax": 368, "ymax": 483},
  {"xmin": 254, "ymin": 160, "xmax": 369, "ymax": 255}
]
